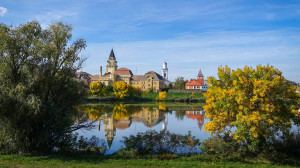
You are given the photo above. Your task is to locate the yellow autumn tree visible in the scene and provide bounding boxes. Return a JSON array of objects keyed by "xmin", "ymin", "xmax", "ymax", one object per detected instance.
[
  {"xmin": 157, "ymin": 91, "xmax": 167, "ymax": 100},
  {"xmin": 113, "ymin": 81, "xmax": 129, "ymax": 99},
  {"xmin": 203, "ymin": 65, "xmax": 299, "ymax": 144},
  {"xmin": 89, "ymin": 81, "xmax": 102, "ymax": 96}
]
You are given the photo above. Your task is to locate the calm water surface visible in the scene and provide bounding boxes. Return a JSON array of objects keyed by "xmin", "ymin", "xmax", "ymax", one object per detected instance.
[{"xmin": 75, "ymin": 103, "xmax": 211, "ymax": 154}]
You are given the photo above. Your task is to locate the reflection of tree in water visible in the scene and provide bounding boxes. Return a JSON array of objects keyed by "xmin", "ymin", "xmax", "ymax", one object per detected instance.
[
  {"xmin": 157, "ymin": 102, "xmax": 167, "ymax": 111},
  {"xmin": 89, "ymin": 104, "xmax": 167, "ymax": 148},
  {"xmin": 112, "ymin": 103, "xmax": 142, "ymax": 120},
  {"xmin": 78, "ymin": 104, "xmax": 113, "ymax": 121},
  {"xmin": 175, "ymin": 110, "xmax": 186, "ymax": 120},
  {"xmin": 78, "ymin": 104, "xmax": 204, "ymax": 149}
]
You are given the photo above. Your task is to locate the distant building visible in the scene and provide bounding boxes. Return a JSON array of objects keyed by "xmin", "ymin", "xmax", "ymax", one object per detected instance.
[
  {"xmin": 185, "ymin": 70, "xmax": 208, "ymax": 91},
  {"xmin": 131, "ymin": 71, "xmax": 165, "ymax": 92},
  {"xmin": 77, "ymin": 49, "xmax": 166, "ymax": 92}
]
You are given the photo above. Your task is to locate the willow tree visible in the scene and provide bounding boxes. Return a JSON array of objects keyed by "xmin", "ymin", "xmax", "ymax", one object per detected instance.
[
  {"xmin": 203, "ymin": 65, "xmax": 299, "ymax": 148},
  {"xmin": 0, "ymin": 21, "xmax": 86, "ymax": 153}
]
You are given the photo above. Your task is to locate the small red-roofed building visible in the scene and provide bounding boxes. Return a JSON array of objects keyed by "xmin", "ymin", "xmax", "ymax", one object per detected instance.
[{"xmin": 185, "ymin": 70, "xmax": 208, "ymax": 91}]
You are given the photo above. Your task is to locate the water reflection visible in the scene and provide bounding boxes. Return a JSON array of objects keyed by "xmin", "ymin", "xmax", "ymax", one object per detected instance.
[
  {"xmin": 77, "ymin": 103, "xmax": 208, "ymax": 153},
  {"xmin": 185, "ymin": 110, "xmax": 204, "ymax": 130},
  {"xmin": 97, "ymin": 104, "xmax": 167, "ymax": 148}
]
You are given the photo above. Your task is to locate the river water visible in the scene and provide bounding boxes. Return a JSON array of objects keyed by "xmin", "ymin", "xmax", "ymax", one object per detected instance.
[{"xmin": 75, "ymin": 103, "xmax": 211, "ymax": 154}]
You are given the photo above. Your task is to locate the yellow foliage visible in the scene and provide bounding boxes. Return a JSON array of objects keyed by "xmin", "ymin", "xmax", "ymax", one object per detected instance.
[
  {"xmin": 203, "ymin": 65, "xmax": 300, "ymax": 142},
  {"xmin": 113, "ymin": 81, "xmax": 128, "ymax": 99},
  {"xmin": 157, "ymin": 91, "xmax": 167, "ymax": 100},
  {"xmin": 89, "ymin": 81, "xmax": 102, "ymax": 96},
  {"xmin": 158, "ymin": 102, "xmax": 167, "ymax": 110},
  {"xmin": 113, "ymin": 104, "xmax": 128, "ymax": 120}
]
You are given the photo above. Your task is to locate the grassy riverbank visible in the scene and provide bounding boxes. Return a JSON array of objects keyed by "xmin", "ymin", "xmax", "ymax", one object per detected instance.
[
  {"xmin": 86, "ymin": 92, "xmax": 205, "ymax": 103},
  {"xmin": 1, "ymin": 154, "xmax": 298, "ymax": 168}
]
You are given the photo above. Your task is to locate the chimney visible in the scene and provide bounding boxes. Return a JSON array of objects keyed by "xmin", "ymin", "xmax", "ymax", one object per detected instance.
[{"xmin": 100, "ymin": 66, "xmax": 102, "ymax": 77}]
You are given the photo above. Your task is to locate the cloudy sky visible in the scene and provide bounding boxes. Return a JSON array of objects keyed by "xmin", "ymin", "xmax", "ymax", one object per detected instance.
[{"xmin": 1, "ymin": 0, "xmax": 300, "ymax": 82}]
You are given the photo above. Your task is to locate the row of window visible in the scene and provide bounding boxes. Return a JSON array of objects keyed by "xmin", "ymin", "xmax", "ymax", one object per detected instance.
[{"xmin": 131, "ymin": 81, "xmax": 159, "ymax": 85}]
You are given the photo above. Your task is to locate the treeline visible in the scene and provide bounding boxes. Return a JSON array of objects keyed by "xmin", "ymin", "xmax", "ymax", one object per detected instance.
[{"xmin": 87, "ymin": 81, "xmax": 205, "ymax": 102}]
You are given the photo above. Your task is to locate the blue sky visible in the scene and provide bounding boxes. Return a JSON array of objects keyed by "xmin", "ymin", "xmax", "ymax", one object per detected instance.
[{"xmin": 1, "ymin": 0, "xmax": 300, "ymax": 82}]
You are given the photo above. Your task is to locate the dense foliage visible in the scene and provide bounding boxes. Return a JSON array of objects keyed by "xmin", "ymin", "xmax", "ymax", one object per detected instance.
[
  {"xmin": 89, "ymin": 81, "xmax": 103, "ymax": 96},
  {"xmin": 0, "ymin": 21, "xmax": 86, "ymax": 154},
  {"xmin": 203, "ymin": 65, "xmax": 300, "ymax": 151},
  {"xmin": 157, "ymin": 91, "xmax": 167, "ymax": 100},
  {"xmin": 173, "ymin": 77, "xmax": 188, "ymax": 89},
  {"xmin": 112, "ymin": 81, "xmax": 142, "ymax": 99},
  {"xmin": 121, "ymin": 130, "xmax": 200, "ymax": 155}
]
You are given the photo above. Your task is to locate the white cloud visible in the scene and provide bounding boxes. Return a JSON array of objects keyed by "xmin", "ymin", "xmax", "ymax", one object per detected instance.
[
  {"xmin": 0, "ymin": 6, "xmax": 7, "ymax": 16},
  {"xmin": 34, "ymin": 11, "xmax": 77, "ymax": 28}
]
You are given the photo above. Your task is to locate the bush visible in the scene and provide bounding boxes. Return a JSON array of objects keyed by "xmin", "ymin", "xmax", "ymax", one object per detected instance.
[
  {"xmin": 127, "ymin": 85, "xmax": 142, "ymax": 97},
  {"xmin": 56, "ymin": 134, "xmax": 107, "ymax": 155},
  {"xmin": 157, "ymin": 91, "xmax": 167, "ymax": 100},
  {"xmin": 121, "ymin": 130, "xmax": 200, "ymax": 155},
  {"xmin": 200, "ymin": 135, "xmax": 247, "ymax": 161}
]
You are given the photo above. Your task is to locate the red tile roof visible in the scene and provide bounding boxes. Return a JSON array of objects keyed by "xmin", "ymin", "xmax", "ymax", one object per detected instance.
[
  {"xmin": 185, "ymin": 80, "xmax": 201, "ymax": 86},
  {"xmin": 145, "ymin": 71, "xmax": 164, "ymax": 80},
  {"xmin": 115, "ymin": 67, "xmax": 133, "ymax": 76},
  {"xmin": 113, "ymin": 120, "xmax": 131, "ymax": 130},
  {"xmin": 132, "ymin": 75, "xmax": 144, "ymax": 81},
  {"xmin": 88, "ymin": 75, "xmax": 99, "ymax": 81},
  {"xmin": 102, "ymin": 72, "xmax": 111, "ymax": 77}
]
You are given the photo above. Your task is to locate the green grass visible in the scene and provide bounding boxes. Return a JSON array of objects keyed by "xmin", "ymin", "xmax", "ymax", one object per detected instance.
[
  {"xmin": 143, "ymin": 92, "xmax": 205, "ymax": 102},
  {"xmin": 0, "ymin": 154, "xmax": 298, "ymax": 168}
]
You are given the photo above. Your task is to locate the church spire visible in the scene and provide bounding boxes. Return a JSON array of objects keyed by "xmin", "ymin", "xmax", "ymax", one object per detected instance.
[
  {"xmin": 109, "ymin": 48, "xmax": 115, "ymax": 58},
  {"xmin": 197, "ymin": 69, "xmax": 203, "ymax": 78}
]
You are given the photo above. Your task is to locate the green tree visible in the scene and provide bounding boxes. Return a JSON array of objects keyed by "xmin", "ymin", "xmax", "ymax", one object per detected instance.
[
  {"xmin": 0, "ymin": 21, "xmax": 86, "ymax": 153},
  {"xmin": 173, "ymin": 77, "xmax": 187, "ymax": 89},
  {"xmin": 127, "ymin": 85, "xmax": 142, "ymax": 97},
  {"xmin": 203, "ymin": 65, "xmax": 300, "ymax": 151}
]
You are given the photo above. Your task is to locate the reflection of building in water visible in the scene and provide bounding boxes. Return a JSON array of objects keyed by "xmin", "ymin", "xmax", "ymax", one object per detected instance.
[
  {"xmin": 185, "ymin": 110, "xmax": 204, "ymax": 130},
  {"xmin": 131, "ymin": 108, "xmax": 165, "ymax": 128},
  {"xmin": 162, "ymin": 113, "xmax": 168, "ymax": 131},
  {"xmin": 97, "ymin": 107, "xmax": 167, "ymax": 147},
  {"xmin": 98, "ymin": 113, "xmax": 116, "ymax": 148}
]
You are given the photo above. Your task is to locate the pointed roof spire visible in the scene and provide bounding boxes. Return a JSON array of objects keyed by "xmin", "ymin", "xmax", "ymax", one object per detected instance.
[
  {"xmin": 109, "ymin": 48, "xmax": 115, "ymax": 58},
  {"xmin": 107, "ymin": 139, "xmax": 113, "ymax": 149},
  {"xmin": 197, "ymin": 69, "xmax": 203, "ymax": 77}
]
